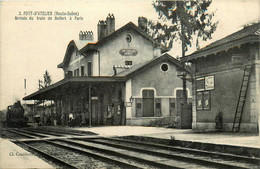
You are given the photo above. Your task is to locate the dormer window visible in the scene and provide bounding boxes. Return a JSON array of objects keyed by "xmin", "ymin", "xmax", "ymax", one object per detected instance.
[{"xmin": 75, "ymin": 51, "xmax": 79, "ymax": 59}]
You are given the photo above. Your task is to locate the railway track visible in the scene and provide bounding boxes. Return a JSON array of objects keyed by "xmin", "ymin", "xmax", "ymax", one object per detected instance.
[
  {"xmin": 3, "ymin": 128, "xmax": 40, "ymax": 138},
  {"xmin": 23, "ymin": 137, "xmax": 259, "ymax": 169},
  {"xmin": 51, "ymin": 137, "xmax": 258, "ymax": 169},
  {"xmin": 25, "ymin": 126, "xmax": 97, "ymax": 136},
  {"xmin": 4, "ymin": 128, "xmax": 88, "ymax": 138},
  {"xmin": 94, "ymin": 137, "xmax": 260, "ymax": 166},
  {"xmin": 16, "ymin": 141, "xmax": 80, "ymax": 169},
  {"xmin": 22, "ymin": 129, "xmax": 68, "ymax": 137},
  {"xmin": 1, "ymin": 128, "xmax": 32, "ymax": 139},
  {"xmin": 2, "ymin": 128, "xmax": 125, "ymax": 168},
  {"xmin": 0, "ymin": 129, "xmax": 76, "ymax": 168},
  {"xmin": 25, "ymin": 128, "xmax": 87, "ymax": 136},
  {"xmin": 24, "ymin": 140, "xmax": 146, "ymax": 169},
  {"xmin": 9, "ymin": 128, "xmax": 53, "ymax": 137},
  {"xmin": 2, "ymin": 128, "xmax": 259, "ymax": 168}
]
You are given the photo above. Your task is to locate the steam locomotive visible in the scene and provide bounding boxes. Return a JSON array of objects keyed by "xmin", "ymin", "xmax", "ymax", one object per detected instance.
[{"xmin": 4, "ymin": 101, "xmax": 27, "ymax": 128}]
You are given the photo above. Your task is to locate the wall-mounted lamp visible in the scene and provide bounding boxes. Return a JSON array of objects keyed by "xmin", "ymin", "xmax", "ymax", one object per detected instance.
[
  {"xmin": 129, "ymin": 96, "xmax": 133, "ymax": 103},
  {"xmin": 126, "ymin": 96, "xmax": 133, "ymax": 107}
]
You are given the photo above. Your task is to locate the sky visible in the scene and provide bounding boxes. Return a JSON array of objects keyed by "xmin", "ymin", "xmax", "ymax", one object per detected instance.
[{"xmin": 0, "ymin": 0, "xmax": 259, "ymax": 110}]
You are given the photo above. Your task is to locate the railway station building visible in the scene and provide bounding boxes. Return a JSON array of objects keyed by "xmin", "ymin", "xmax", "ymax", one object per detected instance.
[
  {"xmin": 181, "ymin": 22, "xmax": 260, "ymax": 133},
  {"xmin": 24, "ymin": 14, "xmax": 192, "ymax": 127}
]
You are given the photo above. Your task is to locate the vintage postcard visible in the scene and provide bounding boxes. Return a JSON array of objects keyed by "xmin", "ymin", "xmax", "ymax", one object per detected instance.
[{"xmin": 0, "ymin": 0, "xmax": 259, "ymax": 168}]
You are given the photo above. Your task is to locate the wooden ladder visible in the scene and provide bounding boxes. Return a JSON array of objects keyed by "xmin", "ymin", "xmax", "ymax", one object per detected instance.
[{"xmin": 232, "ymin": 65, "xmax": 252, "ymax": 132}]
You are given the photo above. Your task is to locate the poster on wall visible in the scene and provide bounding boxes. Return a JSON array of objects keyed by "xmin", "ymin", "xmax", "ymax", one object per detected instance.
[
  {"xmin": 203, "ymin": 91, "xmax": 211, "ymax": 110},
  {"xmin": 196, "ymin": 91, "xmax": 211, "ymax": 110},
  {"xmin": 205, "ymin": 75, "xmax": 215, "ymax": 90},
  {"xmin": 196, "ymin": 92, "xmax": 203, "ymax": 110}
]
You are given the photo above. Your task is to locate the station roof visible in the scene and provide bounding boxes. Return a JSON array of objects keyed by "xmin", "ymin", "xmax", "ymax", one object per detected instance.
[
  {"xmin": 181, "ymin": 22, "xmax": 260, "ymax": 62},
  {"xmin": 23, "ymin": 76, "xmax": 126, "ymax": 100}
]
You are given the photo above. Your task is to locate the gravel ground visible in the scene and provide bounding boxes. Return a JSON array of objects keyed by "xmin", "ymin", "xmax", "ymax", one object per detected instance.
[
  {"xmin": 60, "ymin": 139, "xmax": 213, "ymax": 169},
  {"xmin": 53, "ymin": 140, "xmax": 159, "ymax": 169},
  {"xmin": 15, "ymin": 143, "xmax": 58, "ymax": 168},
  {"xmin": 28, "ymin": 142, "xmax": 120, "ymax": 169}
]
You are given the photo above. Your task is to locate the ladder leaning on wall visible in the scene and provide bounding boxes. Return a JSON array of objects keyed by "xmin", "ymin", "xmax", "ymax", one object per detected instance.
[{"xmin": 232, "ymin": 65, "xmax": 252, "ymax": 132}]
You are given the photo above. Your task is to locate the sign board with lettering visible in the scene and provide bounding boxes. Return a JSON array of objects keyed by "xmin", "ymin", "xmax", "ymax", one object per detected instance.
[
  {"xmin": 126, "ymin": 102, "xmax": 132, "ymax": 107},
  {"xmin": 196, "ymin": 75, "xmax": 214, "ymax": 91},
  {"xmin": 91, "ymin": 96, "xmax": 98, "ymax": 100},
  {"xmin": 205, "ymin": 75, "xmax": 214, "ymax": 90},
  {"xmin": 119, "ymin": 49, "xmax": 138, "ymax": 56}
]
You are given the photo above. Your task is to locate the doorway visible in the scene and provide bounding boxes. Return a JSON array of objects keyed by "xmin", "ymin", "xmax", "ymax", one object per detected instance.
[
  {"xmin": 142, "ymin": 90, "xmax": 154, "ymax": 117},
  {"xmin": 91, "ymin": 100, "xmax": 98, "ymax": 125},
  {"xmin": 176, "ymin": 89, "xmax": 192, "ymax": 129}
]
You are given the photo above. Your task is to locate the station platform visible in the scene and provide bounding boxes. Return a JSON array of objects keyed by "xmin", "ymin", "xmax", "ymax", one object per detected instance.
[
  {"xmin": 70, "ymin": 126, "xmax": 260, "ymax": 149},
  {"xmin": 0, "ymin": 138, "xmax": 53, "ymax": 169}
]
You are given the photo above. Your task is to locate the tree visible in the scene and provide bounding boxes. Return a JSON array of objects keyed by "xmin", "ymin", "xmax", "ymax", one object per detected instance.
[
  {"xmin": 147, "ymin": 0, "xmax": 218, "ymax": 57},
  {"xmin": 43, "ymin": 70, "xmax": 52, "ymax": 87},
  {"xmin": 38, "ymin": 70, "xmax": 52, "ymax": 90},
  {"xmin": 37, "ymin": 70, "xmax": 52, "ymax": 108}
]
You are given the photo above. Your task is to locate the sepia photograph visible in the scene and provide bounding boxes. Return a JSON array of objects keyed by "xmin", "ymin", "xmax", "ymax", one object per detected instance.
[{"xmin": 0, "ymin": 0, "xmax": 259, "ymax": 168}]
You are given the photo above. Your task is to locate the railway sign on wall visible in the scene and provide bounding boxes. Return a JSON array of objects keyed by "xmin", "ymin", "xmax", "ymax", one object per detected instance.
[
  {"xmin": 119, "ymin": 49, "xmax": 138, "ymax": 56},
  {"xmin": 91, "ymin": 96, "xmax": 98, "ymax": 100},
  {"xmin": 196, "ymin": 75, "xmax": 214, "ymax": 91},
  {"xmin": 205, "ymin": 75, "xmax": 214, "ymax": 90}
]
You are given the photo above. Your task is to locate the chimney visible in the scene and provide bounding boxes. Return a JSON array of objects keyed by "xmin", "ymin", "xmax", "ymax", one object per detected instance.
[
  {"xmin": 82, "ymin": 31, "xmax": 86, "ymax": 40},
  {"xmin": 98, "ymin": 20, "xmax": 107, "ymax": 40},
  {"xmin": 79, "ymin": 31, "xmax": 83, "ymax": 40},
  {"xmin": 86, "ymin": 31, "xmax": 94, "ymax": 41},
  {"xmin": 79, "ymin": 31, "xmax": 93, "ymax": 41},
  {"xmin": 106, "ymin": 13, "xmax": 115, "ymax": 35},
  {"xmin": 138, "ymin": 17, "xmax": 148, "ymax": 32}
]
